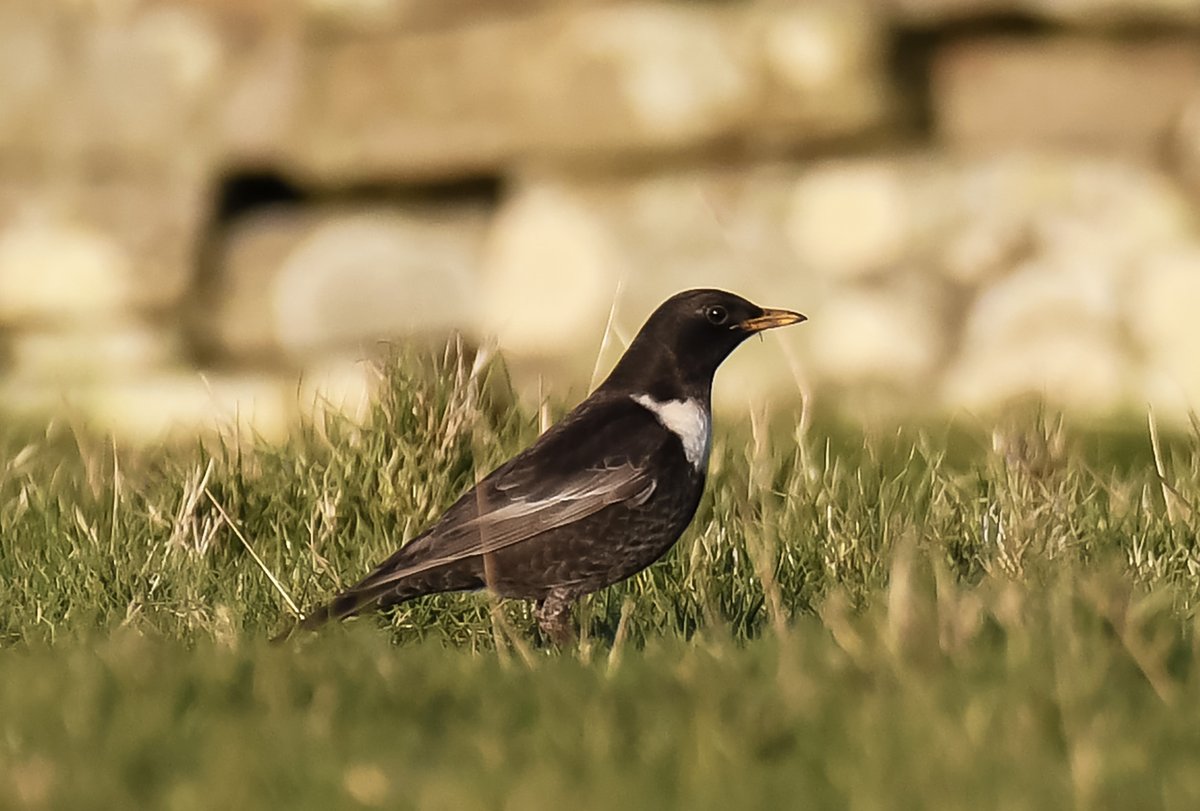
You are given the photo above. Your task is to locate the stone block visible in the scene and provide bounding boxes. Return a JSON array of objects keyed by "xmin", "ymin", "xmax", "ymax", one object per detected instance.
[
  {"xmin": 804, "ymin": 280, "xmax": 945, "ymax": 390},
  {"xmin": 749, "ymin": 1, "xmax": 890, "ymax": 145},
  {"xmin": 0, "ymin": 221, "xmax": 134, "ymax": 324},
  {"xmin": 963, "ymin": 255, "xmax": 1122, "ymax": 349},
  {"xmin": 785, "ymin": 160, "xmax": 915, "ymax": 279},
  {"xmin": 933, "ymin": 38, "xmax": 1200, "ymax": 157},
  {"xmin": 207, "ymin": 204, "xmax": 488, "ymax": 360},
  {"xmin": 931, "ymin": 156, "xmax": 1200, "ymax": 415},
  {"xmin": 212, "ymin": 5, "xmax": 304, "ymax": 167},
  {"xmin": 84, "ymin": 373, "xmax": 293, "ymax": 445},
  {"xmin": 298, "ymin": 357, "xmax": 379, "ymax": 426},
  {"xmin": 0, "ymin": 371, "xmax": 293, "ymax": 446},
  {"xmin": 0, "ymin": 3, "xmax": 61, "ymax": 165},
  {"xmin": 294, "ymin": 1, "xmax": 888, "ymax": 182},
  {"xmin": 0, "ymin": 175, "xmax": 207, "ymax": 322},
  {"xmin": 1130, "ymin": 245, "xmax": 1200, "ymax": 419},
  {"xmin": 480, "ymin": 181, "xmax": 624, "ymax": 361},
  {"xmin": 942, "ymin": 328, "xmax": 1131, "ymax": 417},
  {"xmin": 0, "ymin": 1, "xmax": 224, "ymax": 171},
  {"xmin": 919, "ymin": 154, "xmax": 1194, "ymax": 287},
  {"xmin": 8, "ymin": 321, "xmax": 183, "ymax": 380},
  {"xmin": 941, "ymin": 253, "xmax": 1131, "ymax": 417}
]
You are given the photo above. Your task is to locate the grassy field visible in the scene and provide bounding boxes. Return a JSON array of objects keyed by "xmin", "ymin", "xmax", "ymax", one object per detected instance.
[{"xmin": 3, "ymin": 349, "xmax": 1200, "ymax": 809}]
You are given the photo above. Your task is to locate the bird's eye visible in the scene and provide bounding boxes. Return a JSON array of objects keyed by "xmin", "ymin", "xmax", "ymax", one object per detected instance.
[{"xmin": 705, "ymin": 305, "xmax": 728, "ymax": 325}]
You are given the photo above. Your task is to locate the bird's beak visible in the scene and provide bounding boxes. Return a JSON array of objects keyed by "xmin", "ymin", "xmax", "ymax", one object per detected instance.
[{"xmin": 738, "ymin": 308, "xmax": 807, "ymax": 332}]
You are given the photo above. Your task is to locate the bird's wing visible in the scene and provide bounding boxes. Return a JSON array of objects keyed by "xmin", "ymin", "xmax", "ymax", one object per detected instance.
[
  {"xmin": 341, "ymin": 395, "xmax": 666, "ymax": 594},
  {"xmin": 416, "ymin": 463, "xmax": 651, "ymax": 567},
  {"xmin": 350, "ymin": 462, "xmax": 654, "ymax": 596}
]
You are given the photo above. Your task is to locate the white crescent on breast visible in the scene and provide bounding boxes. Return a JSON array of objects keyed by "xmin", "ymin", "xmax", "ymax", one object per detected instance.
[{"xmin": 630, "ymin": 394, "xmax": 711, "ymax": 471}]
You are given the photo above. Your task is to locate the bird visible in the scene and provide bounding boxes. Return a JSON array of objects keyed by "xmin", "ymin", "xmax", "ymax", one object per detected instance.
[{"xmin": 279, "ymin": 288, "xmax": 805, "ymax": 644}]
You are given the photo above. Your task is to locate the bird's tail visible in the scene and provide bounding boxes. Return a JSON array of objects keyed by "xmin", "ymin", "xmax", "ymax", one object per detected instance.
[
  {"xmin": 270, "ymin": 552, "xmax": 485, "ymax": 643},
  {"xmin": 270, "ymin": 578, "xmax": 415, "ymax": 644},
  {"xmin": 270, "ymin": 536, "xmax": 436, "ymax": 644}
]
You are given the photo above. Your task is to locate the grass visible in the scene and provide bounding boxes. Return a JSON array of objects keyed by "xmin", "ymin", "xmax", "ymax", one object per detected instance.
[{"xmin": 3, "ymin": 346, "xmax": 1200, "ymax": 809}]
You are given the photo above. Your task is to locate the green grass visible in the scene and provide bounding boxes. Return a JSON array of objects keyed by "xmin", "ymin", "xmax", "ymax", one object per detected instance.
[{"xmin": 3, "ymin": 348, "xmax": 1200, "ymax": 809}]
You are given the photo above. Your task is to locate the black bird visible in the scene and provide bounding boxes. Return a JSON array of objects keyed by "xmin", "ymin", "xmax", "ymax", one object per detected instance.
[{"xmin": 283, "ymin": 289, "xmax": 805, "ymax": 644}]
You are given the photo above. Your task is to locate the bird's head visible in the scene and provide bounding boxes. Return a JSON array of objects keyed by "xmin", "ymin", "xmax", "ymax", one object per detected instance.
[{"xmin": 601, "ymin": 289, "xmax": 806, "ymax": 400}]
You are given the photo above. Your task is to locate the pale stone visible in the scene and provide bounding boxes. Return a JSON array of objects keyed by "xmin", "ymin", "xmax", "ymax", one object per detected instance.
[
  {"xmin": 756, "ymin": 1, "xmax": 887, "ymax": 137},
  {"xmin": 0, "ymin": 222, "xmax": 133, "ymax": 323},
  {"xmin": 0, "ymin": 176, "xmax": 208, "ymax": 314},
  {"xmin": 9, "ymin": 322, "xmax": 182, "ymax": 379},
  {"xmin": 962, "ymin": 256, "xmax": 1121, "ymax": 351},
  {"xmin": 66, "ymin": 5, "xmax": 221, "ymax": 163},
  {"xmin": 206, "ymin": 210, "xmax": 298, "ymax": 358},
  {"xmin": 942, "ymin": 329, "xmax": 1129, "ymax": 416},
  {"xmin": 0, "ymin": 372, "xmax": 293, "ymax": 445},
  {"xmin": 764, "ymin": 6, "xmax": 854, "ymax": 92},
  {"xmin": 1027, "ymin": 160, "xmax": 1193, "ymax": 267},
  {"xmin": 931, "ymin": 154, "xmax": 1195, "ymax": 285},
  {"xmin": 216, "ymin": 13, "xmax": 302, "ymax": 164},
  {"xmin": 272, "ymin": 211, "xmax": 483, "ymax": 356},
  {"xmin": 135, "ymin": 7, "xmax": 223, "ymax": 94},
  {"xmin": 888, "ymin": 0, "xmax": 1012, "ymax": 23},
  {"xmin": 0, "ymin": 364, "xmax": 377, "ymax": 444},
  {"xmin": 209, "ymin": 205, "xmax": 487, "ymax": 359},
  {"xmin": 84, "ymin": 373, "xmax": 292, "ymax": 445},
  {"xmin": 0, "ymin": 5, "xmax": 59, "ymax": 154},
  {"xmin": 804, "ymin": 284, "xmax": 942, "ymax": 387},
  {"xmin": 571, "ymin": 5, "xmax": 751, "ymax": 142},
  {"xmin": 1130, "ymin": 246, "xmax": 1200, "ymax": 418},
  {"xmin": 786, "ymin": 161, "xmax": 912, "ymax": 279},
  {"xmin": 79, "ymin": 177, "xmax": 208, "ymax": 312},
  {"xmin": 939, "ymin": 216, "xmax": 1026, "ymax": 285},
  {"xmin": 945, "ymin": 249, "xmax": 1132, "ymax": 414},
  {"xmin": 296, "ymin": 2, "xmax": 888, "ymax": 181},
  {"xmin": 479, "ymin": 183, "xmax": 620, "ymax": 357},
  {"xmin": 933, "ymin": 38, "xmax": 1200, "ymax": 157},
  {"xmin": 931, "ymin": 158, "xmax": 1031, "ymax": 285},
  {"xmin": 298, "ymin": 358, "xmax": 378, "ymax": 426},
  {"xmin": 0, "ymin": 377, "xmax": 67, "ymax": 418}
]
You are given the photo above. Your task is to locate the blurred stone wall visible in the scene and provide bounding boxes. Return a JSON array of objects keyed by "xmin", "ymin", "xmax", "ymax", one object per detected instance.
[{"xmin": 1, "ymin": 0, "xmax": 1200, "ymax": 442}]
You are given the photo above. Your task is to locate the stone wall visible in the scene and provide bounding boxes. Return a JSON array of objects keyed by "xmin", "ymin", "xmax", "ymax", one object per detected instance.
[{"xmin": 1, "ymin": 0, "xmax": 1199, "ymax": 442}]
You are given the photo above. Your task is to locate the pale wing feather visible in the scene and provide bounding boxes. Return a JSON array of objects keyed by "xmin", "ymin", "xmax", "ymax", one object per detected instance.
[{"xmin": 356, "ymin": 463, "xmax": 654, "ymax": 592}]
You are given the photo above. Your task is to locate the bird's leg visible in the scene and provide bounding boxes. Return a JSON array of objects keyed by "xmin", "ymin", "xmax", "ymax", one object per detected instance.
[{"xmin": 534, "ymin": 589, "xmax": 576, "ymax": 647}]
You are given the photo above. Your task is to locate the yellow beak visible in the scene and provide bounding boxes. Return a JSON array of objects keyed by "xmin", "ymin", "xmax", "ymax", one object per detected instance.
[{"xmin": 738, "ymin": 308, "xmax": 807, "ymax": 332}]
